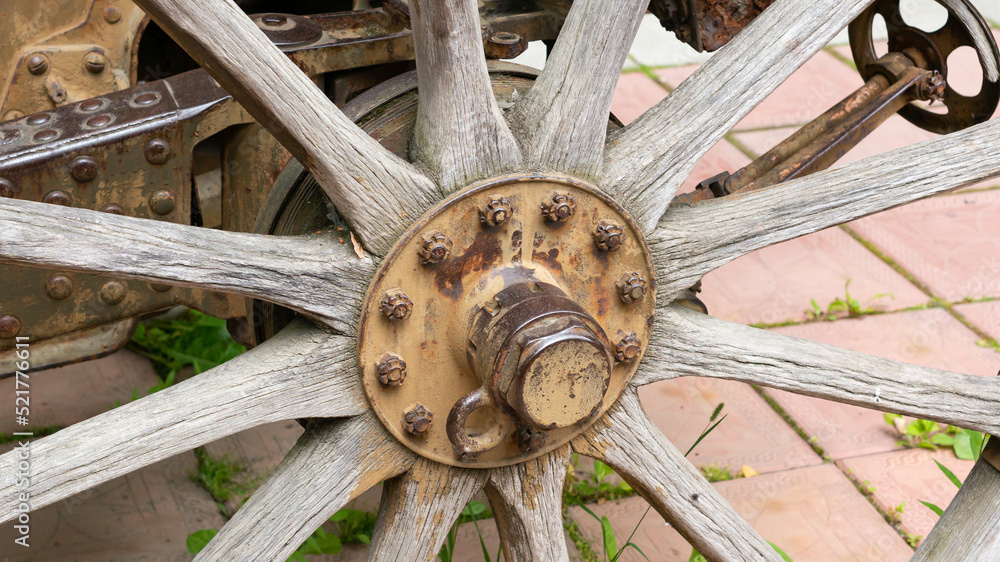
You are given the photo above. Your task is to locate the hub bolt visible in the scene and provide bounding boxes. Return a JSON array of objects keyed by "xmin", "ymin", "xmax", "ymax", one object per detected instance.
[
  {"xmin": 403, "ymin": 404, "xmax": 433, "ymax": 435},
  {"xmin": 594, "ymin": 220, "xmax": 625, "ymax": 252},
  {"xmin": 916, "ymin": 71, "xmax": 946, "ymax": 103},
  {"xmin": 84, "ymin": 51, "xmax": 107, "ymax": 74},
  {"xmin": 540, "ymin": 193, "xmax": 576, "ymax": 222},
  {"xmin": 418, "ymin": 230, "xmax": 452, "ymax": 264},
  {"xmin": 516, "ymin": 425, "xmax": 547, "ymax": 454},
  {"xmin": 27, "ymin": 54, "xmax": 49, "ymax": 75},
  {"xmin": 377, "ymin": 353, "xmax": 407, "ymax": 386},
  {"xmin": 479, "ymin": 195, "xmax": 512, "ymax": 227},
  {"xmin": 144, "ymin": 138, "xmax": 171, "ymax": 164},
  {"xmin": 45, "ymin": 275, "xmax": 74, "ymax": 300},
  {"xmin": 615, "ymin": 333, "xmax": 642, "ymax": 363},
  {"xmin": 0, "ymin": 315, "xmax": 23, "ymax": 339},
  {"xmin": 380, "ymin": 289, "xmax": 413, "ymax": 321},
  {"xmin": 616, "ymin": 272, "xmax": 647, "ymax": 304}
]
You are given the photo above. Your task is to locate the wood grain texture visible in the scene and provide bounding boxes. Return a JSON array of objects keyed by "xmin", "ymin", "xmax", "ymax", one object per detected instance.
[
  {"xmin": 573, "ymin": 389, "xmax": 780, "ymax": 561},
  {"xmin": 0, "ymin": 197, "xmax": 374, "ymax": 334},
  {"xmin": 634, "ymin": 305, "xmax": 1000, "ymax": 436},
  {"xmin": 409, "ymin": 0, "xmax": 521, "ymax": 193},
  {"xmin": 367, "ymin": 459, "xmax": 488, "ymax": 561},
  {"xmin": 0, "ymin": 319, "xmax": 366, "ymax": 525},
  {"xmin": 484, "ymin": 446, "xmax": 571, "ymax": 562},
  {"xmin": 913, "ymin": 456, "xmax": 1000, "ymax": 560},
  {"xmin": 511, "ymin": 0, "xmax": 648, "ymax": 177},
  {"xmin": 197, "ymin": 414, "xmax": 414, "ymax": 561},
  {"xmin": 132, "ymin": 0, "xmax": 440, "ymax": 255},
  {"xmin": 649, "ymin": 118, "xmax": 1000, "ymax": 302},
  {"xmin": 603, "ymin": 0, "xmax": 874, "ymax": 232}
]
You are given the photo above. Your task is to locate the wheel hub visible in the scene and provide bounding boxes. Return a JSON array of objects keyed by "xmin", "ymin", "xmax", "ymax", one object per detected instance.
[{"xmin": 357, "ymin": 173, "xmax": 656, "ymax": 467}]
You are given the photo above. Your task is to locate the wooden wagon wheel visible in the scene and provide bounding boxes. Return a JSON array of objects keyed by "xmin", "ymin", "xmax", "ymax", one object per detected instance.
[{"xmin": 2, "ymin": 0, "xmax": 1000, "ymax": 559}]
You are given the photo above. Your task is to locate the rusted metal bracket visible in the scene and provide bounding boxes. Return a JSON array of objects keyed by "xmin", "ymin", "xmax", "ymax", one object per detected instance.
[{"xmin": 649, "ymin": 0, "xmax": 775, "ymax": 52}]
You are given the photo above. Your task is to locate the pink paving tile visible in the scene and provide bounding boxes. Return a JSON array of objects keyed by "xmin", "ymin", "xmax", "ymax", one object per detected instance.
[
  {"xmin": 768, "ymin": 309, "xmax": 1000, "ymax": 459},
  {"xmin": 610, "ymin": 72, "xmax": 668, "ymax": 125},
  {"xmin": 569, "ymin": 464, "xmax": 913, "ymax": 561},
  {"xmin": 849, "ymin": 189, "xmax": 1000, "ymax": 302},
  {"xmin": 0, "ymin": 451, "xmax": 224, "ymax": 561},
  {"xmin": 639, "ymin": 378, "xmax": 820, "ymax": 475},
  {"xmin": 656, "ymin": 51, "xmax": 865, "ymax": 130},
  {"xmin": 700, "ymin": 226, "xmax": 929, "ymax": 326},
  {"xmin": 956, "ymin": 299, "xmax": 1000, "ymax": 344}
]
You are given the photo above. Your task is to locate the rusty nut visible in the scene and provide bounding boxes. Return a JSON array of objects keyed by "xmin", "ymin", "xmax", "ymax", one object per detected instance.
[
  {"xmin": 516, "ymin": 425, "xmax": 547, "ymax": 454},
  {"xmin": 403, "ymin": 403, "xmax": 433, "ymax": 435},
  {"xmin": 418, "ymin": 230, "xmax": 452, "ymax": 265},
  {"xmin": 540, "ymin": 193, "xmax": 576, "ymax": 222},
  {"xmin": 616, "ymin": 272, "xmax": 647, "ymax": 304},
  {"xmin": 380, "ymin": 289, "xmax": 413, "ymax": 321},
  {"xmin": 594, "ymin": 220, "xmax": 625, "ymax": 252},
  {"xmin": 615, "ymin": 333, "xmax": 642, "ymax": 363},
  {"xmin": 485, "ymin": 31, "xmax": 528, "ymax": 60},
  {"xmin": 479, "ymin": 196, "xmax": 512, "ymax": 227},
  {"xmin": 377, "ymin": 353, "xmax": 407, "ymax": 386},
  {"xmin": 916, "ymin": 71, "xmax": 946, "ymax": 102}
]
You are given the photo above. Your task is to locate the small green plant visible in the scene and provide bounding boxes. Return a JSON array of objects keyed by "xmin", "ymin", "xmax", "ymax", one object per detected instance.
[
  {"xmin": 438, "ymin": 500, "xmax": 499, "ymax": 562},
  {"xmin": 189, "ymin": 448, "xmax": 248, "ymax": 516},
  {"xmin": 861, "ymin": 479, "xmax": 876, "ymax": 496},
  {"xmin": 563, "ymin": 458, "xmax": 635, "ymax": 506},
  {"xmin": 805, "ymin": 281, "xmax": 891, "ymax": 321},
  {"xmin": 883, "ymin": 414, "xmax": 987, "ymax": 460},
  {"xmin": 686, "ymin": 403, "xmax": 727, "ymax": 457},
  {"xmin": 699, "ymin": 464, "xmax": 737, "ymax": 483},
  {"xmin": 920, "ymin": 434, "xmax": 989, "ymax": 518},
  {"xmin": 578, "ymin": 504, "xmax": 650, "ymax": 562},
  {"xmin": 330, "ymin": 505, "xmax": 377, "ymax": 545}
]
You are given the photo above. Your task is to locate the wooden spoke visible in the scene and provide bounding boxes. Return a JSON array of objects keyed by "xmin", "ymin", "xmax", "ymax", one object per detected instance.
[
  {"xmin": 635, "ymin": 304, "xmax": 1000, "ymax": 435},
  {"xmin": 650, "ymin": 118, "xmax": 1000, "ymax": 301},
  {"xmin": 484, "ymin": 446, "xmax": 571, "ymax": 561},
  {"xmin": 0, "ymin": 198, "xmax": 373, "ymax": 333},
  {"xmin": 573, "ymin": 389, "xmax": 780, "ymax": 561},
  {"xmin": 603, "ymin": 0, "xmax": 875, "ymax": 232},
  {"xmin": 0, "ymin": 319, "xmax": 364, "ymax": 524},
  {"xmin": 409, "ymin": 0, "xmax": 521, "ymax": 193},
  {"xmin": 913, "ymin": 440, "xmax": 1000, "ymax": 560},
  {"xmin": 196, "ymin": 414, "xmax": 414, "ymax": 561},
  {"xmin": 511, "ymin": 0, "xmax": 649, "ymax": 176},
  {"xmin": 367, "ymin": 459, "xmax": 487, "ymax": 561},
  {"xmin": 131, "ymin": 0, "xmax": 440, "ymax": 255}
]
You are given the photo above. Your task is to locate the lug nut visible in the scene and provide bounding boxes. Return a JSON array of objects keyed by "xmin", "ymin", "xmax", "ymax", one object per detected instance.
[
  {"xmin": 540, "ymin": 193, "xmax": 576, "ymax": 222},
  {"xmin": 615, "ymin": 333, "xmax": 642, "ymax": 363},
  {"xmin": 149, "ymin": 190, "xmax": 176, "ymax": 215},
  {"xmin": 916, "ymin": 71, "xmax": 946, "ymax": 102},
  {"xmin": 403, "ymin": 404, "xmax": 433, "ymax": 435},
  {"xmin": 516, "ymin": 425, "xmax": 547, "ymax": 454},
  {"xmin": 42, "ymin": 190, "xmax": 72, "ymax": 206},
  {"xmin": 616, "ymin": 272, "xmax": 647, "ymax": 304},
  {"xmin": 479, "ymin": 195, "xmax": 513, "ymax": 227},
  {"xmin": 26, "ymin": 54, "xmax": 49, "ymax": 75},
  {"xmin": 99, "ymin": 281, "xmax": 126, "ymax": 305},
  {"xmin": 71, "ymin": 156, "xmax": 98, "ymax": 182},
  {"xmin": 0, "ymin": 178, "xmax": 18, "ymax": 198},
  {"xmin": 144, "ymin": 138, "xmax": 171, "ymax": 164},
  {"xmin": 418, "ymin": 230, "xmax": 452, "ymax": 264},
  {"xmin": 377, "ymin": 353, "xmax": 407, "ymax": 386},
  {"xmin": 380, "ymin": 289, "xmax": 413, "ymax": 321},
  {"xmin": 594, "ymin": 220, "xmax": 625, "ymax": 252},
  {"xmin": 103, "ymin": 5, "xmax": 122, "ymax": 23},
  {"xmin": 485, "ymin": 31, "xmax": 528, "ymax": 60},
  {"xmin": 84, "ymin": 51, "xmax": 107, "ymax": 74},
  {"xmin": 260, "ymin": 14, "xmax": 288, "ymax": 27},
  {"xmin": 45, "ymin": 275, "xmax": 74, "ymax": 300}
]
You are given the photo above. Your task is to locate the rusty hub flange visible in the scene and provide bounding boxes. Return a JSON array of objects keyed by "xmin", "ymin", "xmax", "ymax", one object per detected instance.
[{"xmin": 358, "ymin": 174, "xmax": 656, "ymax": 468}]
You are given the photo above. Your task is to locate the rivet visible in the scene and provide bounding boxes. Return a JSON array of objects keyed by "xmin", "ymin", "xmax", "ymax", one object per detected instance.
[
  {"xmin": 79, "ymin": 99, "xmax": 103, "ymax": 112},
  {"xmin": 540, "ymin": 193, "xmax": 576, "ymax": 222},
  {"xmin": 377, "ymin": 353, "xmax": 407, "ymax": 386},
  {"xmin": 403, "ymin": 403, "xmax": 433, "ymax": 435},
  {"xmin": 99, "ymin": 281, "xmax": 126, "ymax": 305},
  {"xmin": 86, "ymin": 115, "xmax": 112, "ymax": 128},
  {"xmin": 149, "ymin": 190, "xmax": 175, "ymax": 215},
  {"xmin": 45, "ymin": 275, "xmax": 74, "ymax": 300},
  {"xmin": 133, "ymin": 92, "xmax": 160, "ymax": 106},
  {"xmin": 42, "ymin": 190, "xmax": 72, "ymax": 206},
  {"xmin": 3, "ymin": 110, "xmax": 24, "ymax": 121},
  {"xmin": 26, "ymin": 54, "xmax": 49, "ymax": 75},
  {"xmin": 594, "ymin": 220, "xmax": 625, "ymax": 252},
  {"xmin": 149, "ymin": 283, "xmax": 172, "ymax": 293},
  {"xmin": 615, "ymin": 272, "xmax": 647, "ymax": 305},
  {"xmin": 0, "ymin": 178, "xmax": 19, "ymax": 198},
  {"xmin": 380, "ymin": 289, "xmax": 413, "ymax": 321},
  {"xmin": 100, "ymin": 203, "xmax": 125, "ymax": 215},
  {"xmin": 71, "ymin": 156, "xmax": 98, "ymax": 182},
  {"xmin": 615, "ymin": 333, "xmax": 642, "ymax": 363},
  {"xmin": 26, "ymin": 113, "xmax": 51, "ymax": 125},
  {"xmin": 0, "ymin": 315, "xmax": 22, "ymax": 339},
  {"xmin": 84, "ymin": 51, "xmax": 107, "ymax": 74},
  {"xmin": 516, "ymin": 425, "xmax": 547, "ymax": 453},
  {"xmin": 103, "ymin": 5, "xmax": 122, "ymax": 23},
  {"xmin": 418, "ymin": 230, "xmax": 452, "ymax": 265},
  {"xmin": 479, "ymin": 195, "xmax": 513, "ymax": 227},
  {"xmin": 144, "ymin": 138, "xmax": 171, "ymax": 164},
  {"xmin": 33, "ymin": 129, "xmax": 59, "ymax": 142}
]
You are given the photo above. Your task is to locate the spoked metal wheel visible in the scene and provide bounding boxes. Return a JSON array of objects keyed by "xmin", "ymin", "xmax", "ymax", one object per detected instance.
[{"xmin": 2, "ymin": 0, "xmax": 1000, "ymax": 559}]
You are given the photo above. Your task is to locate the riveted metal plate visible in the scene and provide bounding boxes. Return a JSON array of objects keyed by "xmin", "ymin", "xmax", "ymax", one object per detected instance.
[{"xmin": 358, "ymin": 174, "xmax": 656, "ymax": 468}]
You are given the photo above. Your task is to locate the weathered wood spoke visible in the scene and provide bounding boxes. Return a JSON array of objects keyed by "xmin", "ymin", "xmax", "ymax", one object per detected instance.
[
  {"xmin": 636, "ymin": 305, "xmax": 1000, "ymax": 435},
  {"xmin": 367, "ymin": 459, "xmax": 488, "ymax": 561},
  {"xmin": 650, "ymin": 117, "xmax": 1000, "ymax": 301},
  {"xmin": 512, "ymin": 0, "xmax": 648, "ymax": 176},
  {"xmin": 0, "ymin": 198, "xmax": 374, "ymax": 334},
  {"xmin": 131, "ymin": 0, "xmax": 440, "ymax": 255},
  {"xmin": 409, "ymin": 0, "xmax": 521, "ymax": 193},
  {"xmin": 603, "ymin": 0, "xmax": 874, "ymax": 231},
  {"xmin": 0, "ymin": 319, "xmax": 364, "ymax": 524},
  {"xmin": 573, "ymin": 389, "xmax": 780, "ymax": 561},
  {"xmin": 197, "ymin": 414, "xmax": 414, "ymax": 561},
  {"xmin": 484, "ymin": 446, "xmax": 571, "ymax": 561}
]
